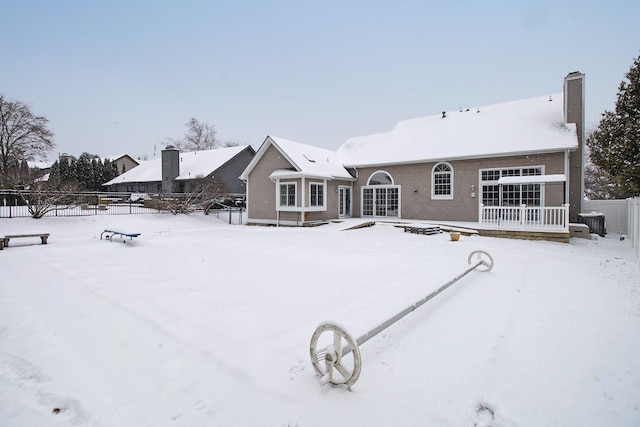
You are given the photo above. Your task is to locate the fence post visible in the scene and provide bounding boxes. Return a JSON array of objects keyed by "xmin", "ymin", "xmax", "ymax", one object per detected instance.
[{"xmin": 633, "ymin": 197, "xmax": 640, "ymax": 261}]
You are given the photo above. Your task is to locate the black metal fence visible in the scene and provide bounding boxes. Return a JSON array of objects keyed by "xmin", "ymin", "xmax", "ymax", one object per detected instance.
[{"xmin": 0, "ymin": 190, "xmax": 245, "ymax": 223}]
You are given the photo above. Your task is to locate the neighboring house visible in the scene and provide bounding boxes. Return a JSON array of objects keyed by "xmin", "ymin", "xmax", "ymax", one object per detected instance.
[
  {"xmin": 104, "ymin": 145, "xmax": 255, "ymax": 195},
  {"xmin": 59, "ymin": 153, "xmax": 75, "ymax": 165},
  {"xmin": 240, "ymin": 72, "xmax": 585, "ymax": 228},
  {"xmin": 105, "ymin": 154, "xmax": 140, "ymax": 175}
]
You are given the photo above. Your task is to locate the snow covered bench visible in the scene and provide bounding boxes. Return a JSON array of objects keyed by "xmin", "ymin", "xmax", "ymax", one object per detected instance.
[
  {"xmin": 1, "ymin": 233, "xmax": 50, "ymax": 248},
  {"xmin": 101, "ymin": 230, "xmax": 141, "ymax": 242}
]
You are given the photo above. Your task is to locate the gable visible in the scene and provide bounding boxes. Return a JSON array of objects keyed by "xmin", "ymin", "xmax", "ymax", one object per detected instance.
[{"xmin": 240, "ymin": 136, "xmax": 353, "ymax": 181}]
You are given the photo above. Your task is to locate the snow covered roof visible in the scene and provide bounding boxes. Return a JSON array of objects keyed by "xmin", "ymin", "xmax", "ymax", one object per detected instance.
[
  {"xmin": 337, "ymin": 93, "xmax": 578, "ymax": 167},
  {"xmin": 104, "ymin": 153, "xmax": 139, "ymax": 164},
  {"xmin": 240, "ymin": 136, "xmax": 354, "ymax": 180},
  {"xmin": 104, "ymin": 145, "xmax": 251, "ymax": 185},
  {"xmin": 27, "ymin": 160, "xmax": 53, "ymax": 169}
]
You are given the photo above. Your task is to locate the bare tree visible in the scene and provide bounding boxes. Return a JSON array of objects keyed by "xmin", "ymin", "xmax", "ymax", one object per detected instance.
[
  {"xmin": 220, "ymin": 139, "xmax": 241, "ymax": 148},
  {"xmin": 0, "ymin": 93, "xmax": 55, "ymax": 188},
  {"xmin": 167, "ymin": 118, "xmax": 218, "ymax": 152},
  {"xmin": 155, "ymin": 177, "xmax": 230, "ymax": 215},
  {"xmin": 18, "ymin": 184, "xmax": 80, "ymax": 218},
  {"xmin": 183, "ymin": 117, "xmax": 217, "ymax": 151}
]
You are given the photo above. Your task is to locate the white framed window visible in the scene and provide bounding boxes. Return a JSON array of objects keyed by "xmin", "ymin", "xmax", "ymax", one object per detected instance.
[
  {"xmin": 479, "ymin": 166, "xmax": 544, "ymax": 207},
  {"xmin": 362, "ymin": 171, "xmax": 400, "ymax": 218},
  {"xmin": 309, "ymin": 182, "xmax": 324, "ymax": 207},
  {"xmin": 279, "ymin": 182, "xmax": 296, "ymax": 207},
  {"xmin": 432, "ymin": 162, "xmax": 453, "ymax": 199}
]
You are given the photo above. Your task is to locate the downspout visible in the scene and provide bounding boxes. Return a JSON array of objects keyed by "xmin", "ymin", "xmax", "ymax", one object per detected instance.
[
  {"xmin": 353, "ymin": 167, "xmax": 358, "ymax": 218},
  {"xmin": 564, "ymin": 150, "xmax": 571, "ymax": 206},
  {"xmin": 273, "ymin": 176, "xmax": 280, "ymax": 227},
  {"xmin": 301, "ymin": 176, "xmax": 306, "ymax": 226}
]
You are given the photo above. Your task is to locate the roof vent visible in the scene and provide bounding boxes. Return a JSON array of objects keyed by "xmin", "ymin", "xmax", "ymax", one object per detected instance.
[
  {"xmin": 477, "ymin": 108, "xmax": 480, "ymax": 113},
  {"xmin": 442, "ymin": 111, "xmax": 446, "ymax": 119},
  {"xmin": 549, "ymin": 95, "xmax": 553, "ymax": 102}
]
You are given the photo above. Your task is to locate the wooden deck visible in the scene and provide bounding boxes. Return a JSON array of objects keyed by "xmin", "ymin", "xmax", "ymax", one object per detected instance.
[
  {"xmin": 475, "ymin": 228, "xmax": 569, "ymax": 243},
  {"xmin": 431, "ymin": 222, "xmax": 570, "ymax": 243},
  {"xmin": 339, "ymin": 220, "xmax": 570, "ymax": 243}
]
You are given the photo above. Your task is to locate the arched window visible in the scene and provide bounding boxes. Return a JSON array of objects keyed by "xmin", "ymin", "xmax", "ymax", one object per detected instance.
[
  {"xmin": 432, "ymin": 162, "xmax": 453, "ymax": 199},
  {"xmin": 368, "ymin": 171, "xmax": 393, "ymax": 186}
]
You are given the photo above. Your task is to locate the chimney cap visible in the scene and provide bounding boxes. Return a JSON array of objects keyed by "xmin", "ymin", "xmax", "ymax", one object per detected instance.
[{"xmin": 165, "ymin": 144, "xmax": 178, "ymax": 151}]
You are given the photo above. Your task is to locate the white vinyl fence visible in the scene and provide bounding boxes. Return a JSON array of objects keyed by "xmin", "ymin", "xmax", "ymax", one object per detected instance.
[
  {"xmin": 584, "ymin": 197, "xmax": 640, "ymax": 262},
  {"xmin": 628, "ymin": 197, "xmax": 640, "ymax": 261},
  {"xmin": 582, "ymin": 199, "xmax": 629, "ymax": 235}
]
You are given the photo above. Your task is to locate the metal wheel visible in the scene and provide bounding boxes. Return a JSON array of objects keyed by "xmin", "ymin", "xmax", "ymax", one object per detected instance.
[
  {"xmin": 309, "ymin": 323, "xmax": 362, "ymax": 388},
  {"xmin": 468, "ymin": 250, "xmax": 494, "ymax": 272}
]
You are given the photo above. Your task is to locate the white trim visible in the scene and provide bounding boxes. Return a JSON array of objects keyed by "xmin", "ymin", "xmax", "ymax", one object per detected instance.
[
  {"xmin": 301, "ymin": 177, "xmax": 306, "ymax": 211},
  {"xmin": 496, "ymin": 174, "xmax": 566, "ymax": 185},
  {"xmin": 367, "ymin": 170, "xmax": 394, "ymax": 185},
  {"xmin": 431, "ymin": 162, "xmax": 454, "ymax": 200},
  {"xmin": 276, "ymin": 180, "xmax": 297, "ymax": 208},
  {"xmin": 564, "ymin": 150, "xmax": 571, "ymax": 207},
  {"xmin": 361, "ymin": 185, "xmax": 401, "ymax": 218},
  {"xmin": 309, "ymin": 180, "xmax": 326, "ymax": 210},
  {"xmin": 338, "ymin": 185, "xmax": 352, "ymax": 218}
]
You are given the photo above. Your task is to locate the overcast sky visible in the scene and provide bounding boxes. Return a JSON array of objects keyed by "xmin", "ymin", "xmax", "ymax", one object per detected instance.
[{"xmin": 3, "ymin": 0, "xmax": 639, "ymax": 161}]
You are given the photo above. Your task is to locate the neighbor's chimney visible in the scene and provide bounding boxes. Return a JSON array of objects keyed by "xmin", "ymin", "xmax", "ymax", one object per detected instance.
[
  {"xmin": 563, "ymin": 71, "xmax": 585, "ymax": 223},
  {"xmin": 161, "ymin": 145, "xmax": 180, "ymax": 193}
]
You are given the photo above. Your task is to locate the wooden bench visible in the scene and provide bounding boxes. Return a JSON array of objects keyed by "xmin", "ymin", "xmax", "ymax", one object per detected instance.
[
  {"xmin": 101, "ymin": 229, "xmax": 141, "ymax": 242},
  {"xmin": 1, "ymin": 233, "xmax": 50, "ymax": 248}
]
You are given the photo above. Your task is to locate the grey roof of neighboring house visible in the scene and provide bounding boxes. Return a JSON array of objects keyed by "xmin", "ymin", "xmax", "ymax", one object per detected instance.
[{"xmin": 104, "ymin": 145, "xmax": 252, "ymax": 185}]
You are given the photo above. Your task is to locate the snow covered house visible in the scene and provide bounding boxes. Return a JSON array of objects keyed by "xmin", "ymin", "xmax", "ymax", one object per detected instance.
[
  {"xmin": 105, "ymin": 154, "xmax": 140, "ymax": 175},
  {"xmin": 240, "ymin": 72, "xmax": 585, "ymax": 229},
  {"xmin": 104, "ymin": 145, "xmax": 255, "ymax": 196}
]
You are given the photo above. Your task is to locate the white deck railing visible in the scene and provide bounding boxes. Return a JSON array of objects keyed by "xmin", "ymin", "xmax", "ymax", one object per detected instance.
[{"xmin": 480, "ymin": 204, "xmax": 569, "ymax": 231}]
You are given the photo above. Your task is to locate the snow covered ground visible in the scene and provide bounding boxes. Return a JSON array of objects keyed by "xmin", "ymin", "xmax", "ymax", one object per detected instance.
[{"xmin": 1, "ymin": 214, "xmax": 639, "ymax": 426}]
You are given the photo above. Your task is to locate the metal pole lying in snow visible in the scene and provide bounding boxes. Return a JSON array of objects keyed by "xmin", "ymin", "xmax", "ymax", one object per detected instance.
[{"xmin": 309, "ymin": 250, "xmax": 494, "ymax": 389}]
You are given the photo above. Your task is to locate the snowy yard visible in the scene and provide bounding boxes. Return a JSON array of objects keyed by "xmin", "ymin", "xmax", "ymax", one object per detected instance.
[{"xmin": 1, "ymin": 214, "xmax": 639, "ymax": 426}]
